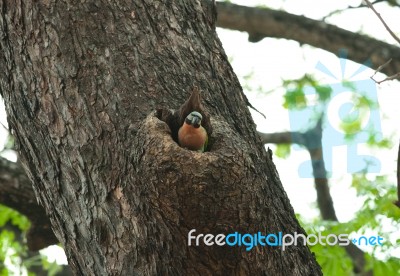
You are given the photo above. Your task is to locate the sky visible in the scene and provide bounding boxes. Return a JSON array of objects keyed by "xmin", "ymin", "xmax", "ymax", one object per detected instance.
[
  {"xmin": 216, "ymin": 0, "xmax": 400, "ymax": 257},
  {"xmin": 217, "ymin": 0, "xmax": 400, "ymax": 223},
  {"xmin": 1, "ymin": 0, "xmax": 400, "ymax": 267}
]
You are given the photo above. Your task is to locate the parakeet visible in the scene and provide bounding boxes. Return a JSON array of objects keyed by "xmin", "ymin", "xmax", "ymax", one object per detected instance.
[{"xmin": 178, "ymin": 111, "xmax": 208, "ymax": 152}]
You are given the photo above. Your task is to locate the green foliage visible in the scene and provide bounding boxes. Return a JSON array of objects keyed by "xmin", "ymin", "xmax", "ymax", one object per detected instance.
[
  {"xmin": 0, "ymin": 205, "xmax": 30, "ymax": 231},
  {"xmin": 0, "ymin": 229, "xmax": 22, "ymax": 275},
  {"xmin": 312, "ymin": 242, "xmax": 353, "ymax": 275},
  {"xmin": 297, "ymin": 172, "xmax": 400, "ymax": 275},
  {"xmin": 366, "ymin": 133, "xmax": 392, "ymax": 148},
  {"xmin": 283, "ymin": 74, "xmax": 332, "ymax": 109},
  {"xmin": 282, "ymin": 75, "xmax": 386, "ymax": 145},
  {"xmin": 0, "ymin": 206, "xmax": 31, "ymax": 274},
  {"xmin": 370, "ymin": 256, "xmax": 400, "ymax": 275},
  {"xmin": 351, "ymin": 175, "xmax": 400, "ymax": 223},
  {"xmin": 275, "ymin": 144, "xmax": 291, "ymax": 158},
  {"xmin": 283, "ymin": 87, "xmax": 307, "ymax": 109},
  {"xmin": 277, "ymin": 72, "xmax": 399, "ymax": 275},
  {"xmin": 298, "ymin": 217, "xmax": 355, "ymax": 275},
  {"xmin": 314, "ymin": 85, "xmax": 332, "ymax": 102},
  {"xmin": 0, "ymin": 205, "xmax": 63, "ymax": 275}
]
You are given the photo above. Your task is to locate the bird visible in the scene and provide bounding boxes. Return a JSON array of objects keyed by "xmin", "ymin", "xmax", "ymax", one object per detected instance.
[{"xmin": 178, "ymin": 111, "xmax": 208, "ymax": 152}]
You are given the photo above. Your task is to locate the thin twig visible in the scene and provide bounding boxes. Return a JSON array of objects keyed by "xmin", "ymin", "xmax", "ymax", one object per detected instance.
[
  {"xmin": 364, "ymin": 0, "xmax": 400, "ymax": 83},
  {"xmin": 370, "ymin": 58, "xmax": 400, "ymax": 83},
  {"xmin": 363, "ymin": 0, "xmax": 400, "ymax": 44},
  {"xmin": 322, "ymin": 0, "xmax": 385, "ymax": 21},
  {"xmin": 372, "ymin": 58, "xmax": 393, "ymax": 76},
  {"xmin": 374, "ymin": 72, "xmax": 400, "ymax": 84},
  {"xmin": 0, "ymin": 121, "xmax": 9, "ymax": 131}
]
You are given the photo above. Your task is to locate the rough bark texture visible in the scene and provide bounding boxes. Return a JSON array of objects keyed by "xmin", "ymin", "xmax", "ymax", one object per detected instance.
[
  {"xmin": 0, "ymin": 1, "xmax": 322, "ymax": 275},
  {"xmin": 216, "ymin": 2, "xmax": 400, "ymax": 76}
]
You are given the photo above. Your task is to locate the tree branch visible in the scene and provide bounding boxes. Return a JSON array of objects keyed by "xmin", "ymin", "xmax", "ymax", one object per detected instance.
[
  {"xmin": 259, "ymin": 131, "xmax": 305, "ymax": 145},
  {"xmin": 0, "ymin": 157, "xmax": 58, "ymax": 251},
  {"xmin": 258, "ymin": 121, "xmax": 338, "ymax": 221},
  {"xmin": 216, "ymin": 2, "xmax": 400, "ymax": 76}
]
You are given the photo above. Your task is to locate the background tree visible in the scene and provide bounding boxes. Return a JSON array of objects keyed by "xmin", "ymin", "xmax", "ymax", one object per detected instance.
[{"xmin": 216, "ymin": 1, "xmax": 400, "ymax": 275}]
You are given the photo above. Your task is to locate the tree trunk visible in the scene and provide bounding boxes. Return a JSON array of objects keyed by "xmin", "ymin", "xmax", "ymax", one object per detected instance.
[{"xmin": 0, "ymin": 1, "xmax": 321, "ymax": 275}]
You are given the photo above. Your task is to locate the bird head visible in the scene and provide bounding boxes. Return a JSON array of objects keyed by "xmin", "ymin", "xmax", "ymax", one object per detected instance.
[{"xmin": 185, "ymin": 111, "xmax": 203, "ymax": 128}]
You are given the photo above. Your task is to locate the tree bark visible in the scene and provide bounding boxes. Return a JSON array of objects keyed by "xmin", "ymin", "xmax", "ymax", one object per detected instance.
[{"xmin": 0, "ymin": 1, "xmax": 321, "ymax": 275}]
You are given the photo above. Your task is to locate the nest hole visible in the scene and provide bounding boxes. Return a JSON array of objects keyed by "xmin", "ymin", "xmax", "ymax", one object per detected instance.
[{"xmin": 155, "ymin": 108, "xmax": 214, "ymax": 152}]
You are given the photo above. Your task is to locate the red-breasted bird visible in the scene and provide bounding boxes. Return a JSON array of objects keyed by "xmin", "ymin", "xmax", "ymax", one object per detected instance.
[{"xmin": 178, "ymin": 111, "xmax": 208, "ymax": 152}]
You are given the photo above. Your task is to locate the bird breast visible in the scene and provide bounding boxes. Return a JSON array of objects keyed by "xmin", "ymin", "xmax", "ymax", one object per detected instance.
[{"xmin": 178, "ymin": 124, "xmax": 207, "ymax": 150}]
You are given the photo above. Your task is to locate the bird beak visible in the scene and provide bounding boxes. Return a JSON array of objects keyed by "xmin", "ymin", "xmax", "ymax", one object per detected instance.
[{"xmin": 191, "ymin": 117, "xmax": 201, "ymax": 128}]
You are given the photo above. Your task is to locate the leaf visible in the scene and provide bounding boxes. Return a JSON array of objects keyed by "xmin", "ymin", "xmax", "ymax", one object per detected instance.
[
  {"xmin": 315, "ymin": 85, "xmax": 332, "ymax": 102},
  {"xmin": 0, "ymin": 205, "xmax": 30, "ymax": 231},
  {"xmin": 275, "ymin": 144, "xmax": 291, "ymax": 158},
  {"xmin": 283, "ymin": 88, "xmax": 307, "ymax": 109}
]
